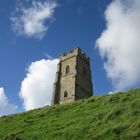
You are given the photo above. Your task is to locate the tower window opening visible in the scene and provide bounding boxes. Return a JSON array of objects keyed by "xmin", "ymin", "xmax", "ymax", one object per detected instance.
[
  {"xmin": 83, "ymin": 67, "xmax": 86, "ymax": 76},
  {"xmin": 65, "ymin": 65, "xmax": 70, "ymax": 74},
  {"xmin": 64, "ymin": 91, "xmax": 68, "ymax": 98}
]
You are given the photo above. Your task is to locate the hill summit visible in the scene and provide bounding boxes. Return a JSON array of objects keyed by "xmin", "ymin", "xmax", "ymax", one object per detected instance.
[{"xmin": 0, "ymin": 89, "xmax": 140, "ymax": 140}]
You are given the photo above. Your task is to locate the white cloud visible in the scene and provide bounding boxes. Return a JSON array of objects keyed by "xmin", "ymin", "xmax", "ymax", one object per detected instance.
[
  {"xmin": 0, "ymin": 87, "xmax": 17, "ymax": 116},
  {"xmin": 11, "ymin": 1, "xmax": 57, "ymax": 39},
  {"xmin": 19, "ymin": 59, "xmax": 59, "ymax": 111},
  {"xmin": 108, "ymin": 90, "xmax": 118, "ymax": 95},
  {"xmin": 45, "ymin": 53, "xmax": 53, "ymax": 60},
  {"xmin": 108, "ymin": 91, "xmax": 114, "ymax": 95},
  {"xmin": 96, "ymin": 0, "xmax": 140, "ymax": 90}
]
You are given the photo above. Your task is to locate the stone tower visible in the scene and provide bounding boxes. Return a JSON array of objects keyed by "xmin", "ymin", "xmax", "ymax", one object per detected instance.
[{"xmin": 51, "ymin": 47, "xmax": 93, "ymax": 105}]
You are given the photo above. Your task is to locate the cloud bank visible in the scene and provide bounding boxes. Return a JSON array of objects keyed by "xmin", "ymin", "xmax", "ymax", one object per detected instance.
[
  {"xmin": 96, "ymin": 0, "xmax": 140, "ymax": 90},
  {"xmin": 19, "ymin": 59, "xmax": 58, "ymax": 111},
  {"xmin": 0, "ymin": 87, "xmax": 17, "ymax": 116},
  {"xmin": 11, "ymin": 0, "xmax": 57, "ymax": 39}
]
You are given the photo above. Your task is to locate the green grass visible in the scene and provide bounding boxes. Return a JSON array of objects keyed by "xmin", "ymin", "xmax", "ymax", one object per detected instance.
[{"xmin": 0, "ymin": 88, "xmax": 140, "ymax": 140}]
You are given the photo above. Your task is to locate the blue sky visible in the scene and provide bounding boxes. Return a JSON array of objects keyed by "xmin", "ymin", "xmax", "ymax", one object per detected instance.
[{"xmin": 0, "ymin": 0, "xmax": 140, "ymax": 115}]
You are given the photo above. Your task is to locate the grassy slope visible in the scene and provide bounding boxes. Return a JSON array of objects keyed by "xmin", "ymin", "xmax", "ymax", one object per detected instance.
[{"xmin": 0, "ymin": 89, "xmax": 140, "ymax": 140}]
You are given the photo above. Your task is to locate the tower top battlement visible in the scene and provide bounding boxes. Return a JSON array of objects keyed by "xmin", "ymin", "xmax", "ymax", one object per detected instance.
[{"xmin": 60, "ymin": 47, "xmax": 90, "ymax": 64}]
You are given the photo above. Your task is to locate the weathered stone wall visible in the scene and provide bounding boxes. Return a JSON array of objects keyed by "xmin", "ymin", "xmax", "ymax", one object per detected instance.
[
  {"xmin": 59, "ymin": 56, "xmax": 76, "ymax": 104},
  {"xmin": 75, "ymin": 55, "xmax": 93, "ymax": 100}
]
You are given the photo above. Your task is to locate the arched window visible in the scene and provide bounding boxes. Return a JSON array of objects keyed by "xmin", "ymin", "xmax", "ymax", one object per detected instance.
[
  {"xmin": 65, "ymin": 65, "xmax": 70, "ymax": 74},
  {"xmin": 64, "ymin": 91, "xmax": 68, "ymax": 98}
]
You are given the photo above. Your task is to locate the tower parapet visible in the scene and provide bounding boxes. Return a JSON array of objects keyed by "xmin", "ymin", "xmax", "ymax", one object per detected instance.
[{"xmin": 60, "ymin": 47, "xmax": 90, "ymax": 64}]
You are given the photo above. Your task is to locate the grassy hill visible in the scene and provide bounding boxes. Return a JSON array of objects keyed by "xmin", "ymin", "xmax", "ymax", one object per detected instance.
[{"xmin": 0, "ymin": 89, "xmax": 140, "ymax": 140}]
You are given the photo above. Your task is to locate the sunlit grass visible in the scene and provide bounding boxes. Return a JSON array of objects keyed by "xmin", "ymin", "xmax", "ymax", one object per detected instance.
[{"xmin": 0, "ymin": 88, "xmax": 140, "ymax": 140}]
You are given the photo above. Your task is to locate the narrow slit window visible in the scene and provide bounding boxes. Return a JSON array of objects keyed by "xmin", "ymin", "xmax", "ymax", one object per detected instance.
[
  {"xmin": 83, "ymin": 67, "xmax": 86, "ymax": 76},
  {"xmin": 64, "ymin": 91, "xmax": 68, "ymax": 98},
  {"xmin": 65, "ymin": 65, "xmax": 70, "ymax": 74}
]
